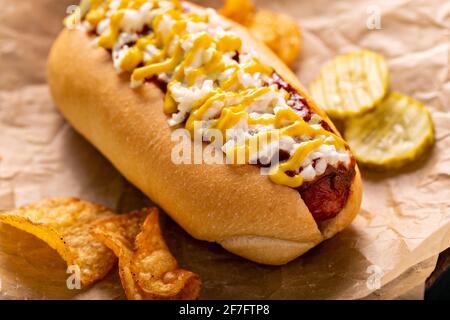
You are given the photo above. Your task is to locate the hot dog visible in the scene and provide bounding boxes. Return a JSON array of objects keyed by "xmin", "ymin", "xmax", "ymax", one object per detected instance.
[{"xmin": 48, "ymin": 0, "xmax": 362, "ymax": 265}]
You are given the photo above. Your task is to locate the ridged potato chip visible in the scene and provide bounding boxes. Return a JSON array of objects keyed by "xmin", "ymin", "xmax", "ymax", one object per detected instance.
[
  {"xmin": 0, "ymin": 198, "xmax": 117, "ymax": 287},
  {"xmin": 91, "ymin": 209, "xmax": 146, "ymax": 299},
  {"xmin": 91, "ymin": 208, "xmax": 201, "ymax": 300},
  {"xmin": 344, "ymin": 92, "xmax": 434, "ymax": 170},
  {"xmin": 309, "ymin": 50, "xmax": 389, "ymax": 119},
  {"xmin": 219, "ymin": 0, "xmax": 256, "ymax": 25},
  {"xmin": 247, "ymin": 10, "xmax": 302, "ymax": 67},
  {"xmin": 220, "ymin": 0, "xmax": 302, "ymax": 66}
]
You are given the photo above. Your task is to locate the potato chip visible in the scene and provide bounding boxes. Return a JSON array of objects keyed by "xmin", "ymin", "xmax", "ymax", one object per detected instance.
[
  {"xmin": 91, "ymin": 208, "xmax": 201, "ymax": 300},
  {"xmin": 90, "ymin": 209, "xmax": 146, "ymax": 299},
  {"xmin": 0, "ymin": 197, "xmax": 117, "ymax": 287},
  {"xmin": 131, "ymin": 210, "xmax": 201, "ymax": 299},
  {"xmin": 220, "ymin": 0, "xmax": 302, "ymax": 66},
  {"xmin": 220, "ymin": 0, "xmax": 256, "ymax": 25},
  {"xmin": 247, "ymin": 10, "xmax": 302, "ymax": 67}
]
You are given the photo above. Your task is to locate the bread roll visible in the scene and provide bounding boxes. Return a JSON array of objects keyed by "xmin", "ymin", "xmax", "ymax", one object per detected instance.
[{"xmin": 47, "ymin": 1, "xmax": 362, "ymax": 265}]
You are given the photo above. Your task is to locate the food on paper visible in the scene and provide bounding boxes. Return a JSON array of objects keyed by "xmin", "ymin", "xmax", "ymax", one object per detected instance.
[
  {"xmin": 48, "ymin": 0, "xmax": 362, "ymax": 265},
  {"xmin": 91, "ymin": 208, "xmax": 201, "ymax": 300}
]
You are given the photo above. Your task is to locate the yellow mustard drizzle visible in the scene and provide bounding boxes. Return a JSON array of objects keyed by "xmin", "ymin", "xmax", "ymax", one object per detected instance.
[
  {"xmin": 269, "ymin": 140, "xmax": 325, "ymax": 188},
  {"xmin": 78, "ymin": 0, "xmax": 349, "ymax": 188}
]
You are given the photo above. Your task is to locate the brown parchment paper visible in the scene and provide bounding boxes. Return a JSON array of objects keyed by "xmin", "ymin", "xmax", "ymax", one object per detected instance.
[{"xmin": 0, "ymin": 0, "xmax": 449, "ymax": 300}]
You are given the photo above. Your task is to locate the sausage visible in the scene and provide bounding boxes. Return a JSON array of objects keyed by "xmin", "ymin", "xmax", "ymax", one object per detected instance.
[{"xmin": 298, "ymin": 164, "xmax": 356, "ymax": 222}]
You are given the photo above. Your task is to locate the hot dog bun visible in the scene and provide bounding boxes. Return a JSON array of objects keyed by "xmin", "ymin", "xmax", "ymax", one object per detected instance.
[{"xmin": 47, "ymin": 3, "xmax": 362, "ymax": 265}]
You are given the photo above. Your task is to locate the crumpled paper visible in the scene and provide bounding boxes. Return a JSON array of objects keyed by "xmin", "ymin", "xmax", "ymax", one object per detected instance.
[{"xmin": 0, "ymin": 0, "xmax": 449, "ymax": 299}]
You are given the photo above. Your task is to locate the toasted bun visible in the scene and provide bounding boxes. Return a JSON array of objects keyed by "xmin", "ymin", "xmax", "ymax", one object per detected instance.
[{"xmin": 47, "ymin": 4, "xmax": 362, "ymax": 265}]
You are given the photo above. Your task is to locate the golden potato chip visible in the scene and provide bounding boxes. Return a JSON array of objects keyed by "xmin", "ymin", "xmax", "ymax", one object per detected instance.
[
  {"xmin": 247, "ymin": 10, "xmax": 302, "ymax": 67},
  {"xmin": 91, "ymin": 208, "xmax": 201, "ymax": 300},
  {"xmin": 220, "ymin": 0, "xmax": 256, "ymax": 25},
  {"xmin": 220, "ymin": 0, "xmax": 302, "ymax": 66},
  {"xmin": 131, "ymin": 210, "xmax": 201, "ymax": 299},
  {"xmin": 0, "ymin": 197, "xmax": 117, "ymax": 287},
  {"xmin": 91, "ymin": 209, "xmax": 147, "ymax": 299}
]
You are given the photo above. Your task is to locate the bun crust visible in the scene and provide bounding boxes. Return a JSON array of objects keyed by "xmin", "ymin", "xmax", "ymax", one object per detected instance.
[{"xmin": 47, "ymin": 7, "xmax": 362, "ymax": 265}]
